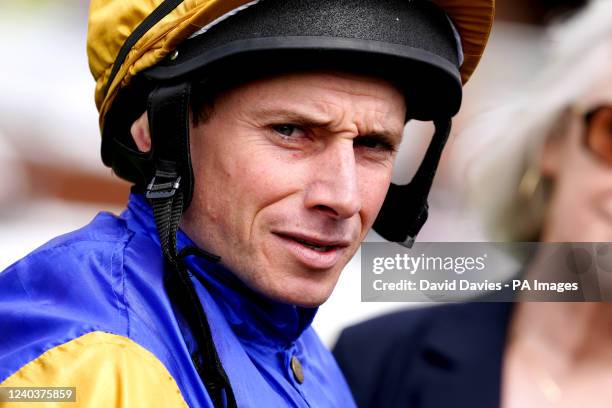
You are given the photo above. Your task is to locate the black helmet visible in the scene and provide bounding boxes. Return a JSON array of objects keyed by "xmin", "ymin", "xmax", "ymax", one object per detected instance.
[{"xmin": 94, "ymin": 0, "xmax": 494, "ymax": 248}]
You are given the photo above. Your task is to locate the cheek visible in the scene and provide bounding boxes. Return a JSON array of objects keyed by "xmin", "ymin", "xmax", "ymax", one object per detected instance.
[
  {"xmin": 197, "ymin": 143, "xmax": 299, "ymax": 234},
  {"xmin": 232, "ymin": 148, "xmax": 299, "ymax": 207},
  {"xmin": 358, "ymin": 165, "xmax": 393, "ymax": 228}
]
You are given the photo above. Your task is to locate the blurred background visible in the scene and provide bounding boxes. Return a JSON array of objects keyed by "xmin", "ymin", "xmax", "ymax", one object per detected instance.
[{"xmin": 0, "ymin": 0, "xmax": 589, "ymax": 346}]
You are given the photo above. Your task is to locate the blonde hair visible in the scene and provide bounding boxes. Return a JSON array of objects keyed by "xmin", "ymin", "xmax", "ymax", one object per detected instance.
[{"xmin": 465, "ymin": 0, "xmax": 612, "ymax": 241}]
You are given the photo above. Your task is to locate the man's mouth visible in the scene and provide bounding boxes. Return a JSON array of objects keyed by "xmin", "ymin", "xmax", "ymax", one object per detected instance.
[
  {"xmin": 292, "ymin": 237, "xmax": 336, "ymax": 252},
  {"xmin": 274, "ymin": 232, "xmax": 349, "ymax": 252},
  {"xmin": 272, "ymin": 231, "xmax": 351, "ymax": 269}
]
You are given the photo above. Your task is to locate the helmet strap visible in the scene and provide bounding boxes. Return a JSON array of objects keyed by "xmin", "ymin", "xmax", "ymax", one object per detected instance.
[
  {"xmin": 373, "ymin": 118, "xmax": 452, "ymax": 247},
  {"xmin": 146, "ymin": 83, "xmax": 236, "ymax": 408}
]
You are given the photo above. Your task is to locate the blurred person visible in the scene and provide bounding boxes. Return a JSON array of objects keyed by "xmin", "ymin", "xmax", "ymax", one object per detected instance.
[
  {"xmin": 333, "ymin": 1, "xmax": 612, "ymax": 407},
  {"xmin": 0, "ymin": 0, "xmax": 494, "ymax": 407}
]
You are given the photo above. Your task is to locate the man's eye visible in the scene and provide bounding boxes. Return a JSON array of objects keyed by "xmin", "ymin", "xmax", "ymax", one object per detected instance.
[
  {"xmin": 354, "ymin": 136, "xmax": 395, "ymax": 152},
  {"xmin": 273, "ymin": 124, "xmax": 299, "ymax": 137}
]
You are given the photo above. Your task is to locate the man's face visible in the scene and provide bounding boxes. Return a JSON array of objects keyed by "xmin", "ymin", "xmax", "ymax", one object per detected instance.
[{"xmin": 181, "ymin": 71, "xmax": 406, "ymax": 307}]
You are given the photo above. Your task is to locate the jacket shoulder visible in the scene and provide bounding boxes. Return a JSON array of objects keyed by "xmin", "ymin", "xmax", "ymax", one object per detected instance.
[
  {"xmin": 0, "ymin": 211, "xmax": 133, "ymax": 308},
  {"xmin": 0, "ymin": 212, "xmax": 136, "ymax": 381}
]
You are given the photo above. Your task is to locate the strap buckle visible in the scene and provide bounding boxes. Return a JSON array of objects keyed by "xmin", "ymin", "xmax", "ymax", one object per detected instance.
[
  {"xmin": 146, "ymin": 171, "xmax": 182, "ymax": 199},
  {"xmin": 400, "ymin": 236, "xmax": 416, "ymax": 249}
]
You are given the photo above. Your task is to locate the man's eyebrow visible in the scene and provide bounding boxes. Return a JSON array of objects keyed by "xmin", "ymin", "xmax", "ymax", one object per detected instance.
[
  {"xmin": 253, "ymin": 107, "xmax": 335, "ymax": 127},
  {"xmin": 253, "ymin": 107, "xmax": 403, "ymax": 142}
]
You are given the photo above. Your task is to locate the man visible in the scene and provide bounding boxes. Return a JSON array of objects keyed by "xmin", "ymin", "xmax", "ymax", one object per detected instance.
[{"xmin": 0, "ymin": 0, "xmax": 494, "ymax": 406}]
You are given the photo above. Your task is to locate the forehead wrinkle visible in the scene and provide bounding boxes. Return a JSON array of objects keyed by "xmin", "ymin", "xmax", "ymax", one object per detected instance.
[
  {"xmin": 318, "ymin": 98, "xmax": 404, "ymax": 143},
  {"xmin": 312, "ymin": 97, "xmax": 404, "ymax": 142},
  {"xmin": 246, "ymin": 82, "xmax": 404, "ymax": 140},
  {"xmin": 310, "ymin": 82, "xmax": 406, "ymax": 138},
  {"xmin": 249, "ymin": 102, "xmax": 337, "ymax": 128}
]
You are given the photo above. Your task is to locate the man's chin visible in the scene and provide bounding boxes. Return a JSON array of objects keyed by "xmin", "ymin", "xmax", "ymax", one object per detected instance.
[
  {"xmin": 276, "ymin": 292, "xmax": 331, "ymax": 309},
  {"xmin": 258, "ymin": 278, "xmax": 337, "ymax": 308}
]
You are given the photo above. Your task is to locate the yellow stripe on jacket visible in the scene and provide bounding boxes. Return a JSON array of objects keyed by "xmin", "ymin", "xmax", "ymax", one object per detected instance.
[{"xmin": 0, "ymin": 331, "xmax": 188, "ymax": 407}]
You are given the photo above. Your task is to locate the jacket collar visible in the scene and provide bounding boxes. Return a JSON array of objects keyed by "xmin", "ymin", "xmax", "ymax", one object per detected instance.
[{"xmin": 123, "ymin": 193, "xmax": 317, "ymax": 348}]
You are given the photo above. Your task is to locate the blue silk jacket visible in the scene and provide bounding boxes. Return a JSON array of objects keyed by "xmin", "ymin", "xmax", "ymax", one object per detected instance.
[{"xmin": 0, "ymin": 194, "xmax": 356, "ymax": 407}]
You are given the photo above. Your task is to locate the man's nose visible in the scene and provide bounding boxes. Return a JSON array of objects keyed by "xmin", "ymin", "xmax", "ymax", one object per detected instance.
[{"xmin": 303, "ymin": 141, "xmax": 362, "ymax": 219}]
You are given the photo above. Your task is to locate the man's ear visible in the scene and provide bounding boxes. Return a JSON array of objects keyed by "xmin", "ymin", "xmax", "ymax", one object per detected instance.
[{"xmin": 130, "ymin": 112, "xmax": 151, "ymax": 153}]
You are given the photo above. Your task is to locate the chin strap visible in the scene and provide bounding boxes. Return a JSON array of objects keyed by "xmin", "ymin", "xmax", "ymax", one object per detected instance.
[
  {"xmin": 373, "ymin": 118, "xmax": 452, "ymax": 247},
  {"xmin": 146, "ymin": 83, "xmax": 236, "ymax": 408}
]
